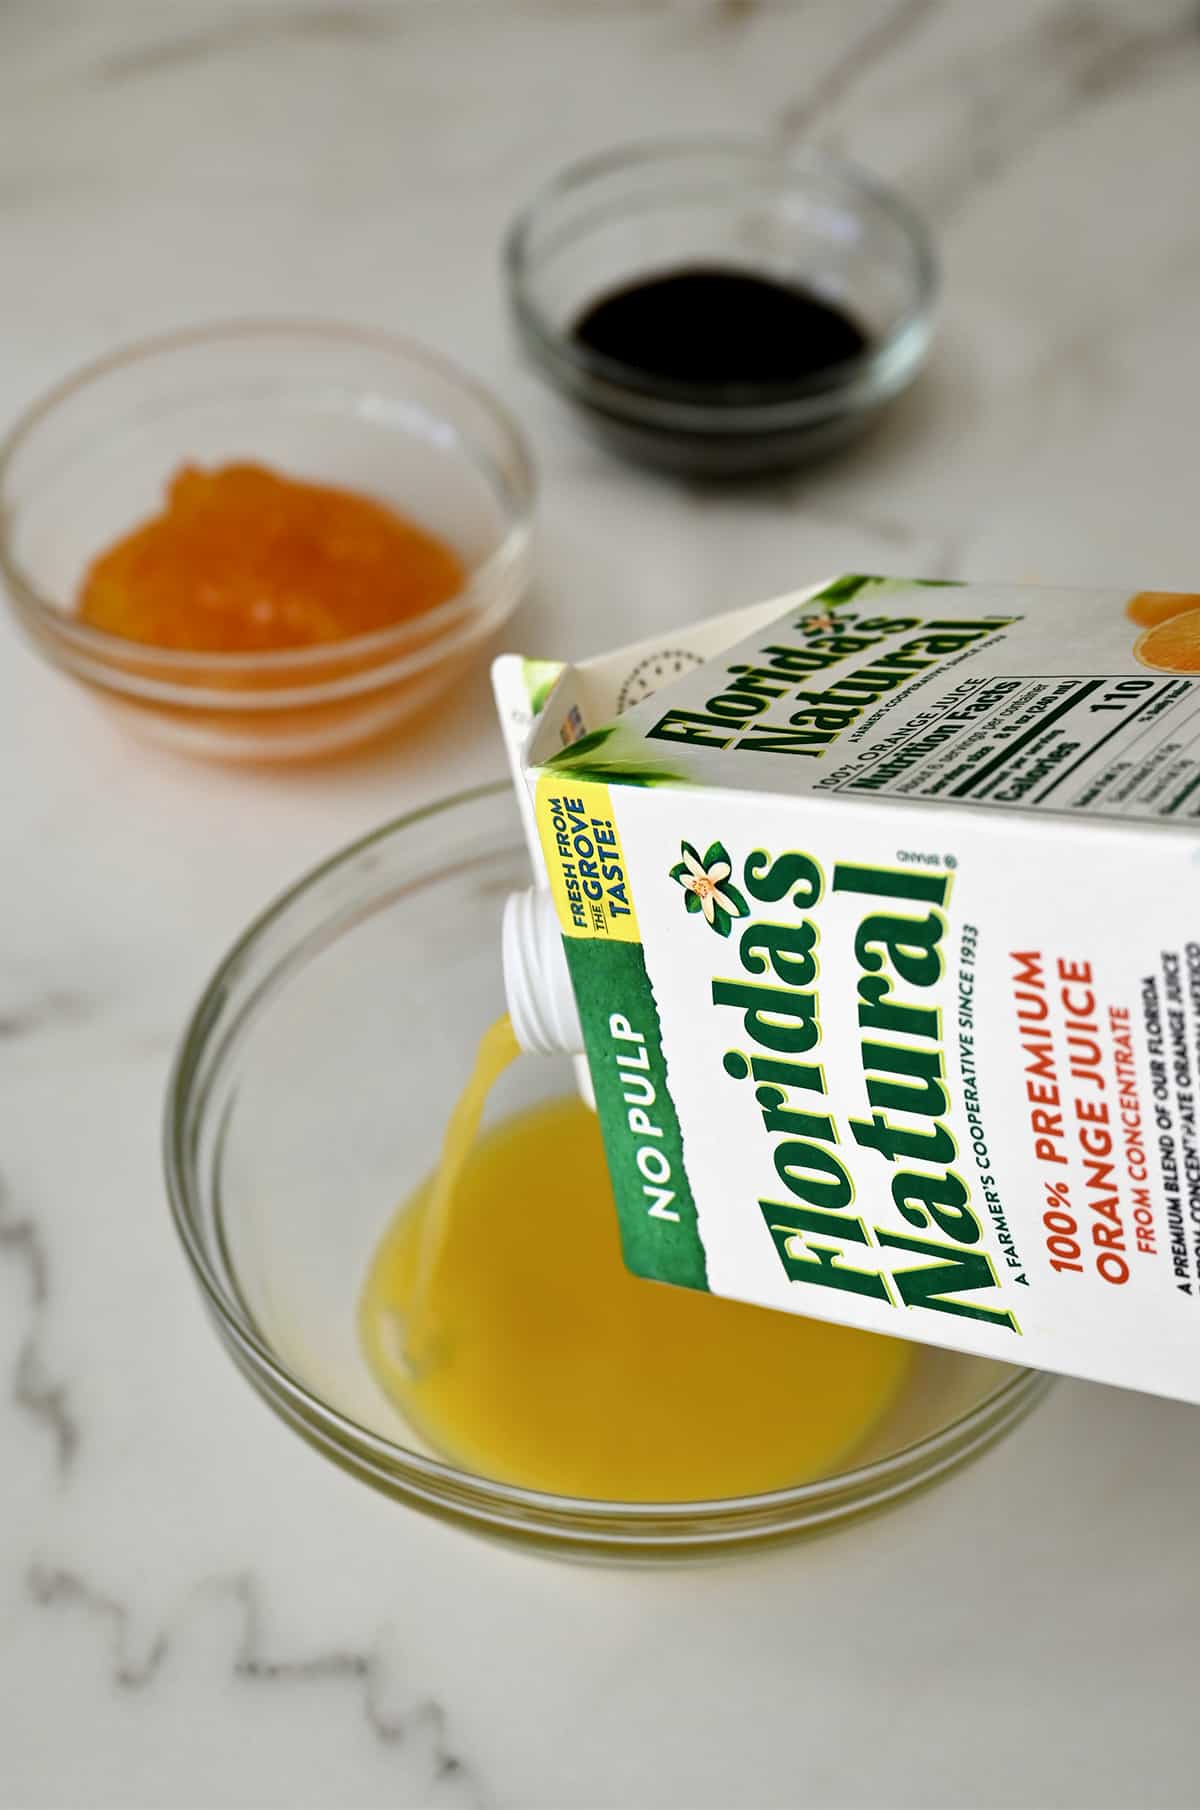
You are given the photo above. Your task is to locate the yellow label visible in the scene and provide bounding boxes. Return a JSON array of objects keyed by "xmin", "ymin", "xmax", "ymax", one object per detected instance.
[{"xmin": 534, "ymin": 777, "xmax": 641, "ymax": 942}]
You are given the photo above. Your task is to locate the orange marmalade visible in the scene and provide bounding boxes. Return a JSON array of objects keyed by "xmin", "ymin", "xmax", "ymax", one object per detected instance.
[{"xmin": 76, "ymin": 462, "xmax": 465, "ymax": 653}]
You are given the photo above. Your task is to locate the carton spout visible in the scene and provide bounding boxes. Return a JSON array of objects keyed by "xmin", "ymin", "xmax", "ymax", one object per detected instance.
[{"xmin": 502, "ymin": 888, "xmax": 583, "ymax": 1056}]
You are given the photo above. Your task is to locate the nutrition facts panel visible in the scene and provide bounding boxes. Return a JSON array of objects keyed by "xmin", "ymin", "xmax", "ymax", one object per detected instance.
[{"xmin": 833, "ymin": 674, "xmax": 1200, "ymax": 820}]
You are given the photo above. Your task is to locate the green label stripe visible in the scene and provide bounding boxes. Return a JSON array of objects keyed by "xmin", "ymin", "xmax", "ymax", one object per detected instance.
[{"xmin": 562, "ymin": 937, "xmax": 708, "ymax": 1292}]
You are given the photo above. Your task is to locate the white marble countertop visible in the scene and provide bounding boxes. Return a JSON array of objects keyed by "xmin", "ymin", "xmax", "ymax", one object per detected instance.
[{"xmin": 5, "ymin": 3, "xmax": 1200, "ymax": 1805}]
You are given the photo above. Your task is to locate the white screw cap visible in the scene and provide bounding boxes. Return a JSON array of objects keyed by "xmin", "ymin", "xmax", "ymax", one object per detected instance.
[{"xmin": 502, "ymin": 888, "xmax": 584, "ymax": 1055}]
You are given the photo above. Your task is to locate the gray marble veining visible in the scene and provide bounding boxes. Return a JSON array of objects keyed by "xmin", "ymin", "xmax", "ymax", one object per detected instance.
[
  {"xmin": 0, "ymin": 1180, "xmax": 79, "ymax": 1476},
  {"xmin": 26, "ymin": 1566, "xmax": 488, "ymax": 1803}
]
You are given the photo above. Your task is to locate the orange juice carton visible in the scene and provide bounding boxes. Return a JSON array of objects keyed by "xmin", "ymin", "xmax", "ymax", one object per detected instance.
[{"xmin": 493, "ymin": 576, "xmax": 1200, "ymax": 1400}]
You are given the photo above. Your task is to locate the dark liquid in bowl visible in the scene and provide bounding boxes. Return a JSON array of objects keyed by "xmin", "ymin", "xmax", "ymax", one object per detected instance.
[
  {"xmin": 567, "ymin": 266, "xmax": 874, "ymax": 477},
  {"xmin": 573, "ymin": 266, "xmax": 869, "ymax": 389}
]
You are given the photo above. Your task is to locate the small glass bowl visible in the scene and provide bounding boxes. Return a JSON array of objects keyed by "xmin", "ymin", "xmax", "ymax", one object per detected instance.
[
  {"xmin": 165, "ymin": 783, "xmax": 1050, "ymax": 1560},
  {"xmin": 0, "ymin": 324, "xmax": 534, "ymax": 762},
  {"xmin": 505, "ymin": 136, "xmax": 937, "ymax": 477}
]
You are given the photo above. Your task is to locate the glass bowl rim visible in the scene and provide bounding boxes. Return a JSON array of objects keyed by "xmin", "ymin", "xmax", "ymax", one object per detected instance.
[
  {"xmin": 164, "ymin": 779, "xmax": 1050, "ymax": 1538},
  {"xmin": 503, "ymin": 134, "xmax": 939, "ymax": 430},
  {"xmin": 0, "ymin": 319, "xmax": 536, "ymax": 685}
]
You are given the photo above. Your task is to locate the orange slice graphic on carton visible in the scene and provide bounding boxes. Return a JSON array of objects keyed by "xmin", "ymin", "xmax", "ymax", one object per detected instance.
[{"xmin": 1127, "ymin": 592, "xmax": 1200, "ymax": 671}]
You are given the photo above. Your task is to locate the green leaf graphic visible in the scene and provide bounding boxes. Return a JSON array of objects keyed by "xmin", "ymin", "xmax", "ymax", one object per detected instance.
[
  {"xmin": 521, "ymin": 658, "xmax": 564, "ymax": 716},
  {"xmin": 544, "ymin": 727, "xmax": 690, "ymax": 788},
  {"xmin": 720, "ymin": 880, "xmax": 748, "ymax": 917},
  {"xmin": 812, "ymin": 573, "xmax": 877, "ymax": 606},
  {"xmin": 566, "ymin": 763, "xmax": 681, "ymax": 787},
  {"xmin": 545, "ymin": 726, "xmax": 615, "ymax": 765},
  {"xmin": 807, "ymin": 573, "xmax": 965, "ymax": 610}
]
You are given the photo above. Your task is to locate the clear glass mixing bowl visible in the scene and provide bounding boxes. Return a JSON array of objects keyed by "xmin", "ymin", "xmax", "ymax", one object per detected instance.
[{"xmin": 165, "ymin": 784, "xmax": 1050, "ymax": 1558}]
